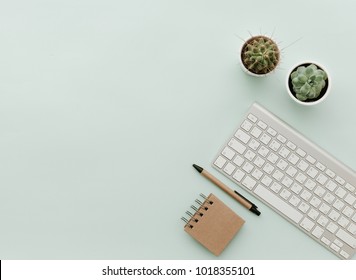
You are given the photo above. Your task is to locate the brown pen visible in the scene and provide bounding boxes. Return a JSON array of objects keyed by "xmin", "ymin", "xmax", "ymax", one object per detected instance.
[{"xmin": 193, "ymin": 164, "xmax": 261, "ymax": 216}]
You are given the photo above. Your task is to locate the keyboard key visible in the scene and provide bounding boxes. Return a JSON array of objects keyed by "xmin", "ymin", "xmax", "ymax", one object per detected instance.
[
  {"xmin": 334, "ymin": 239, "xmax": 343, "ymax": 248},
  {"xmin": 228, "ymin": 138, "xmax": 246, "ymax": 154},
  {"xmin": 241, "ymin": 120, "xmax": 253, "ymax": 131},
  {"xmin": 276, "ymin": 159, "xmax": 288, "ymax": 170},
  {"xmin": 247, "ymin": 113, "xmax": 257, "ymax": 123},
  {"xmin": 348, "ymin": 223, "xmax": 356, "ymax": 235},
  {"xmin": 325, "ymin": 180, "xmax": 337, "ymax": 192},
  {"xmin": 307, "ymin": 208, "xmax": 319, "ymax": 220},
  {"xmin": 301, "ymin": 190, "xmax": 312, "ymax": 201},
  {"xmin": 330, "ymin": 243, "xmax": 340, "ymax": 252},
  {"xmin": 306, "ymin": 167, "xmax": 318, "ymax": 178},
  {"xmin": 222, "ymin": 147, "xmax": 235, "ymax": 160},
  {"xmin": 272, "ymin": 170, "xmax": 284, "ymax": 181},
  {"xmin": 253, "ymin": 156, "xmax": 265, "ymax": 168},
  {"xmin": 336, "ymin": 228, "xmax": 356, "ymax": 249},
  {"xmin": 317, "ymin": 215, "xmax": 329, "ymax": 227},
  {"xmin": 333, "ymin": 199, "xmax": 345, "ymax": 211},
  {"xmin": 289, "ymin": 195, "xmax": 301, "ymax": 207},
  {"xmin": 295, "ymin": 173, "xmax": 307, "ymax": 184},
  {"xmin": 269, "ymin": 140, "xmax": 281, "ymax": 151},
  {"xmin": 326, "ymin": 222, "xmax": 338, "ymax": 234},
  {"xmin": 286, "ymin": 141, "xmax": 296, "ymax": 150},
  {"xmin": 248, "ymin": 138, "xmax": 260, "ymax": 150},
  {"xmin": 276, "ymin": 134, "xmax": 286, "ymax": 143},
  {"xmin": 319, "ymin": 203, "xmax": 330, "ymax": 214},
  {"xmin": 345, "ymin": 194, "xmax": 356, "ymax": 206},
  {"xmin": 251, "ymin": 127, "xmax": 262, "ymax": 138},
  {"xmin": 258, "ymin": 146, "xmax": 269, "ymax": 157},
  {"xmin": 278, "ymin": 147, "xmax": 290, "ymax": 158},
  {"xmin": 223, "ymin": 162, "xmax": 236, "ymax": 175},
  {"xmin": 271, "ymin": 182, "xmax": 282, "ymax": 193},
  {"xmin": 281, "ymin": 176, "xmax": 293, "ymax": 188},
  {"xmin": 335, "ymin": 187, "xmax": 347, "ymax": 199},
  {"xmin": 315, "ymin": 186, "xmax": 326, "ymax": 198},
  {"xmin": 233, "ymin": 169, "xmax": 245, "ymax": 182},
  {"xmin": 242, "ymin": 176, "xmax": 256, "ymax": 190},
  {"xmin": 305, "ymin": 179, "xmax": 316, "ymax": 191},
  {"xmin": 263, "ymin": 163, "xmax": 274, "ymax": 174},
  {"xmin": 329, "ymin": 210, "xmax": 340, "ymax": 221},
  {"xmin": 288, "ymin": 153, "xmax": 299, "ymax": 165},
  {"xmin": 254, "ymin": 184, "xmax": 303, "ymax": 223},
  {"xmin": 310, "ymin": 196, "xmax": 321, "ymax": 208},
  {"xmin": 267, "ymin": 152, "xmax": 279, "ymax": 164},
  {"xmin": 321, "ymin": 236, "xmax": 331, "ymax": 246},
  {"xmin": 345, "ymin": 183, "xmax": 355, "ymax": 193},
  {"xmin": 244, "ymin": 150, "xmax": 256, "ymax": 161},
  {"xmin": 280, "ymin": 189, "xmax": 291, "ymax": 200},
  {"xmin": 286, "ymin": 166, "xmax": 298, "ymax": 177},
  {"xmin": 296, "ymin": 148, "xmax": 306, "ymax": 157},
  {"xmin": 316, "ymin": 174, "xmax": 328, "ymax": 185},
  {"xmin": 261, "ymin": 175, "xmax": 273, "ymax": 187},
  {"xmin": 306, "ymin": 155, "xmax": 316, "ymax": 164},
  {"xmin": 235, "ymin": 129, "xmax": 250, "ymax": 144},
  {"xmin": 335, "ymin": 176, "xmax": 345, "ymax": 185},
  {"xmin": 257, "ymin": 120, "xmax": 267, "ymax": 129},
  {"xmin": 233, "ymin": 155, "xmax": 244, "ymax": 166},
  {"xmin": 316, "ymin": 162, "xmax": 326, "ymax": 171},
  {"xmin": 242, "ymin": 162, "xmax": 254, "ymax": 173},
  {"xmin": 338, "ymin": 216, "xmax": 349, "ymax": 228},
  {"xmin": 325, "ymin": 169, "xmax": 335, "ymax": 178},
  {"xmin": 298, "ymin": 202, "xmax": 310, "ymax": 213},
  {"xmin": 340, "ymin": 250, "xmax": 350, "ymax": 259},
  {"xmin": 260, "ymin": 133, "xmax": 271, "ymax": 145},
  {"xmin": 312, "ymin": 226, "xmax": 324, "ymax": 238},
  {"xmin": 251, "ymin": 169, "xmax": 263, "ymax": 180},
  {"xmin": 267, "ymin": 127, "xmax": 277, "ymax": 136},
  {"xmin": 300, "ymin": 217, "xmax": 315, "ymax": 231},
  {"xmin": 342, "ymin": 206, "xmax": 354, "ymax": 218},
  {"xmin": 297, "ymin": 160, "xmax": 309, "ymax": 172},
  {"xmin": 214, "ymin": 156, "xmax": 226, "ymax": 168},
  {"xmin": 324, "ymin": 192, "xmax": 335, "ymax": 204}
]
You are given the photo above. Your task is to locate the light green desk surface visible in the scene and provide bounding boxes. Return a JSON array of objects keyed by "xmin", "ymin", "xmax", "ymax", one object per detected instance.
[{"xmin": 1, "ymin": 0, "xmax": 355, "ymax": 260}]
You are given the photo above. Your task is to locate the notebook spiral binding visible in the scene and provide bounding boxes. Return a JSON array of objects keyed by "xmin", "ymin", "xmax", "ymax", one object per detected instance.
[{"xmin": 181, "ymin": 193, "xmax": 214, "ymax": 229}]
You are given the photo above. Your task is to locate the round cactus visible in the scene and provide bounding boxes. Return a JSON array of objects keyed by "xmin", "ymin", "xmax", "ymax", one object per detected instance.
[
  {"xmin": 241, "ymin": 35, "xmax": 280, "ymax": 75},
  {"xmin": 290, "ymin": 64, "xmax": 328, "ymax": 101}
]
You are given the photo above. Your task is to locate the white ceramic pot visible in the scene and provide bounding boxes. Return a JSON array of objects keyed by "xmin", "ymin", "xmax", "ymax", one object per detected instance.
[{"xmin": 286, "ymin": 61, "xmax": 330, "ymax": 106}]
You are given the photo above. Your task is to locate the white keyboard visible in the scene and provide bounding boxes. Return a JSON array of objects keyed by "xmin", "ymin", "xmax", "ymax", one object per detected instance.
[{"xmin": 212, "ymin": 102, "xmax": 356, "ymax": 259}]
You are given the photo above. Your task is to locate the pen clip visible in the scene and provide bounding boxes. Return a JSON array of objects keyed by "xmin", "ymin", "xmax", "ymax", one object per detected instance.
[{"xmin": 234, "ymin": 190, "xmax": 258, "ymax": 209}]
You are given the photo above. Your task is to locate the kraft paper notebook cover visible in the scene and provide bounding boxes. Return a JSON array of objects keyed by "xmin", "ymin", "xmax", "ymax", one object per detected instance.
[{"xmin": 182, "ymin": 193, "xmax": 245, "ymax": 256}]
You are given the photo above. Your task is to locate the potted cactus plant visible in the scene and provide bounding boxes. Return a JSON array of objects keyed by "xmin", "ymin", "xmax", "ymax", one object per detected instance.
[
  {"xmin": 239, "ymin": 35, "xmax": 280, "ymax": 77},
  {"xmin": 287, "ymin": 62, "xmax": 330, "ymax": 106}
]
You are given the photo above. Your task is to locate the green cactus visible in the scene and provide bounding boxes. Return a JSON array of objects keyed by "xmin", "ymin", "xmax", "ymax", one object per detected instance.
[
  {"xmin": 241, "ymin": 36, "xmax": 280, "ymax": 75},
  {"xmin": 291, "ymin": 64, "xmax": 328, "ymax": 101}
]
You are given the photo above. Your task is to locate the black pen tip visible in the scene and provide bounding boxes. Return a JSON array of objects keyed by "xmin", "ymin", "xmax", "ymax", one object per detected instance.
[
  {"xmin": 250, "ymin": 206, "xmax": 261, "ymax": 216},
  {"xmin": 192, "ymin": 164, "xmax": 203, "ymax": 173}
]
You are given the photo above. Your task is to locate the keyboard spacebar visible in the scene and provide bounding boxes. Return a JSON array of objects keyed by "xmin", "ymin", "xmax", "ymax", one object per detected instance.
[{"xmin": 254, "ymin": 185, "xmax": 303, "ymax": 223}]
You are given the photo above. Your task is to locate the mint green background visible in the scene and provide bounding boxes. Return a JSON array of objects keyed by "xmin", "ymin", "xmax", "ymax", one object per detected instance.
[{"xmin": 1, "ymin": 0, "xmax": 355, "ymax": 260}]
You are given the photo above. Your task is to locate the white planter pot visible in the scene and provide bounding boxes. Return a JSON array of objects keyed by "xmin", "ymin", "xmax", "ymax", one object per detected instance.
[{"xmin": 286, "ymin": 61, "xmax": 331, "ymax": 106}]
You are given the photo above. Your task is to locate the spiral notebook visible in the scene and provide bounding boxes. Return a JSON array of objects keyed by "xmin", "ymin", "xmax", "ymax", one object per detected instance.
[{"xmin": 182, "ymin": 193, "xmax": 245, "ymax": 256}]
